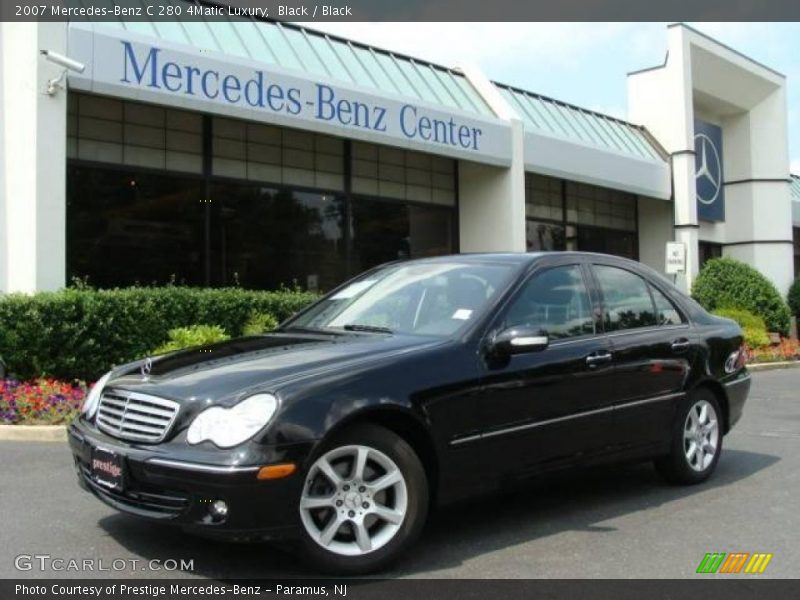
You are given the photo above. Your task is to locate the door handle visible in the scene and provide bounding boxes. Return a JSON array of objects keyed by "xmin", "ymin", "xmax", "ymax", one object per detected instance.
[
  {"xmin": 671, "ymin": 338, "xmax": 691, "ymax": 352},
  {"xmin": 586, "ymin": 351, "xmax": 613, "ymax": 367}
]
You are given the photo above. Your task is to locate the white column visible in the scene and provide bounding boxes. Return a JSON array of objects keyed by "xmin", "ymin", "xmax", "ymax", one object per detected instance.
[
  {"xmin": 457, "ymin": 64, "xmax": 526, "ymax": 252},
  {"xmin": 0, "ymin": 22, "xmax": 68, "ymax": 293}
]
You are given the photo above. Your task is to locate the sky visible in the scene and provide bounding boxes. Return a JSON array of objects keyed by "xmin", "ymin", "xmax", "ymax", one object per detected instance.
[{"xmin": 307, "ymin": 22, "xmax": 800, "ymax": 173}]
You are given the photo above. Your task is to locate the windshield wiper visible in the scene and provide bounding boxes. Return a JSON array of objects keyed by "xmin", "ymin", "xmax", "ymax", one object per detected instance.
[
  {"xmin": 281, "ymin": 325, "xmax": 345, "ymax": 335},
  {"xmin": 342, "ymin": 324, "xmax": 393, "ymax": 334}
]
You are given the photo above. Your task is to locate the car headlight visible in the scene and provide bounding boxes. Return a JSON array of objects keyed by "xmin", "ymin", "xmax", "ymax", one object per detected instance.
[
  {"xmin": 186, "ymin": 393, "xmax": 278, "ymax": 448},
  {"xmin": 82, "ymin": 371, "xmax": 112, "ymax": 419}
]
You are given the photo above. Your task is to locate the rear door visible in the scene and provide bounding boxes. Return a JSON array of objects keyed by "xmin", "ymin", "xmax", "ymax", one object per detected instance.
[{"xmin": 589, "ymin": 262, "xmax": 692, "ymax": 453}]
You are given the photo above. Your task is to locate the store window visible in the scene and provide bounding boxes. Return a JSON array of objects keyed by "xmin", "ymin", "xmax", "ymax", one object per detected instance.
[
  {"xmin": 67, "ymin": 167, "xmax": 205, "ymax": 287},
  {"xmin": 214, "ymin": 184, "xmax": 348, "ymax": 291},
  {"xmin": 699, "ymin": 241, "xmax": 723, "ymax": 270},
  {"xmin": 351, "ymin": 142, "xmax": 456, "ymax": 206},
  {"xmin": 66, "ymin": 94, "xmax": 457, "ymax": 291},
  {"xmin": 351, "ymin": 199, "xmax": 454, "ymax": 272},
  {"xmin": 67, "ymin": 93, "xmax": 203, "ymax": 174},
  {"xmin": 524, "ymin": 173, "xmax": 638, "ymax": 259}
]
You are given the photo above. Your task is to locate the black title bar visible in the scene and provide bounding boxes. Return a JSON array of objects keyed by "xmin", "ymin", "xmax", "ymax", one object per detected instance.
[{"xmin": 3, "ymin": 0, "xmax": 800, "ymax": 22}]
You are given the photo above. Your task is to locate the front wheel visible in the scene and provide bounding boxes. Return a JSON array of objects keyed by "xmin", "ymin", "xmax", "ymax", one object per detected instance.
[
  {"xmin": 296, "ymin": 424, "xmax": 428, "ymax": 574},
  {"xmin": 655, "ymin": 389, "xmax": 723, "ymax": 484}
]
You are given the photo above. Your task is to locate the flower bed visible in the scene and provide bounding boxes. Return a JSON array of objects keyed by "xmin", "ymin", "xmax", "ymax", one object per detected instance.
[
  {"xmin": 746, "ymin": 338, "xmax": 800, "ymax": 364},
  {"xmin": 0, "ymin": 379, "xmax": 86, "ymax": 425}
]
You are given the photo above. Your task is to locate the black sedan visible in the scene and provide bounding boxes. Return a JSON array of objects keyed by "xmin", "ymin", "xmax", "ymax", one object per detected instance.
[{"xmin": 68, "ymin": 252, "xmax": 750, "ymax": 573}]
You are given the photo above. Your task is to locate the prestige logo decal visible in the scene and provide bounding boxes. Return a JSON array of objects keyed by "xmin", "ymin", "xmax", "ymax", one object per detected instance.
[
  {"xmin": 696, "ymin": 552, "xmax": 773, "ymax": 574},
  {"xmin": 119, "ymin": 41, "xmax": 484, "ymax": 152},
  {"xmin": 91, "ymin": 458, "xmax": 122, "ymax": 478}
]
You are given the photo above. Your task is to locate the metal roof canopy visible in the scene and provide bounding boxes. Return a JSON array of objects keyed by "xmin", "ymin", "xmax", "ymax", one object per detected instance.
[
  {"xmin": 78, "ymin": 0, "xmax": 494, "ymax": 118},
  {"xmin": 494, "ymin": 82, "xmax": 672, "ymax": 199}
]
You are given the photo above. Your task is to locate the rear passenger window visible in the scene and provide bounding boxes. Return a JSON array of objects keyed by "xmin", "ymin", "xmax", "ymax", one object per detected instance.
[
  {"xmin": 594, "ymin": 265, "xmax": 657, "ymax": 331},
  {"xmin": 650, "ymin": 285, "xmax": 685, "ymax": 325}
]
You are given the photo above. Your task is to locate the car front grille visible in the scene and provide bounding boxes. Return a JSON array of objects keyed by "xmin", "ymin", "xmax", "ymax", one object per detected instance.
[{"xmin": 96, "ymin": 389, "xmax": 179, "ymax": 443}]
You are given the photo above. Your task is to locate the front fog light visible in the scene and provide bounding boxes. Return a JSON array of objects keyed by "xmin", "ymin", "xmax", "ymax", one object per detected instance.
[{"xmin": 210, "ymin": 500, "xmax": 229, "ymax": 519}]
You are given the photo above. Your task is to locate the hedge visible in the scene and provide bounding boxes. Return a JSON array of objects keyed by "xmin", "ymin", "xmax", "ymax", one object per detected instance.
[
  {"xmin": 0, "ymin": 287, "xmax": 318, "ymax": 382},
  {"xmin": 692, "ymin": 257, "xmax": 791, "ymax": 335}
]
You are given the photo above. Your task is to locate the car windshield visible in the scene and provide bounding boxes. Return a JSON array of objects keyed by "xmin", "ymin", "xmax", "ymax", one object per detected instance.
[{"xmin": 285, "ymin": 261, "xmax": 516, "ymax": 337}]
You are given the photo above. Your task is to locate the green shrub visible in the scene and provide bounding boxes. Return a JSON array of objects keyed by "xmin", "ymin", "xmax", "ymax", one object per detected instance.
[
  {"xmin": 154, "ymin": 325, "xmax": 230, "ymax": 354},
  {"xmin": 788, "ymin": 278, "xmax": 800, "ymax": 320},
  {"xmin": 242, "ymin": 312, "xmax": 279, "ymax": 336},
  {"xmin": 0, "ymin": 286, "xmax": 318, "ymax": 381},
  {"xmin": 692, "ymin": 257, "xmax": 790, "ymax": 335},
  {"xmin": 712, "ymin": 307, "xmax": 770, "ymax": 348}
]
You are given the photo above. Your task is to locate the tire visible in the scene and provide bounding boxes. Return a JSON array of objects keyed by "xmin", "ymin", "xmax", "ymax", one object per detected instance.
[
  {"xmin": 296, "ymin": 423, "xmax": 429, "ymax": 574},
  {"xmin": 655, "ymin": 388, "xmax": 723, "ymax": 485}
]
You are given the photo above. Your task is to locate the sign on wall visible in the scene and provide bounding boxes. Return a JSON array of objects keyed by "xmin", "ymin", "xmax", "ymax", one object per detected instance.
[
  {"xmin": 66, "ymin": 25, "xmax": 512, "ymax": 167},
  {"xmin": 665, "ymin": 242, "xmax": 686, "ymax": 274},
  {"xmin": 694, "ymin": 120, "xmax": 725, "ymax": 222}
]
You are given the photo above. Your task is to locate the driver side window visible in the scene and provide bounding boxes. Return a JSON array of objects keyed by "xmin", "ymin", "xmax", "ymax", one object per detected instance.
[{"xmin": 505, "ymin": 265, "xmax": 595, "ymax": 340}]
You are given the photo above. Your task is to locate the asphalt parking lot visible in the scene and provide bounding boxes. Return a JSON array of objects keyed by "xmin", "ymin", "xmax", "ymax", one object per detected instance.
[{"xmin": 1, "ymin": 369, "xmax": 798, "ymax": 579}]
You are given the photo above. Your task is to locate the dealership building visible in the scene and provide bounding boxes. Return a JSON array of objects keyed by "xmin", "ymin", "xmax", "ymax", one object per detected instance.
[{"xmin": 1, "ymin": 16, "xmax": 798, "ymax": 296}]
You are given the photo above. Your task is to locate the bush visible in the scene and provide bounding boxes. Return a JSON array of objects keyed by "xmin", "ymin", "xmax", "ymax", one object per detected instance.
[
  {"xmin": 692, "ymin": 257, "xmax": 791, "ymax": 335},
  {"xmin": 788, "ymin": 278, "xmax": 800, "ymax": 320},
  {"xmin": 0, "ymin": 286, "xmax": 318, "ymax": 381},
  {"xmin": 242, "ymin": 312, "xmax": 279, "ymax": 336},
  {"xmin": 153, "ymin": 325, "xmax": 230, "ymax": 354},
  {"xmin": 712, "ymin": 307, "xmax": 770, "ymax": 349}
]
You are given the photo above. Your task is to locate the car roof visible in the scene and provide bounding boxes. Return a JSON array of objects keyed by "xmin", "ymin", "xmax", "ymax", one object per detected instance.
[{"xmin": 403, "ymin": 251, "xmax": 639, "ymax": 267}]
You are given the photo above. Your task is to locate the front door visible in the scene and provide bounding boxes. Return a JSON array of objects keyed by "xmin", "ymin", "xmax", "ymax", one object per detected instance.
[{"xmin": 472, "ymin": 260, "xmax": 619, "ymax": 478}]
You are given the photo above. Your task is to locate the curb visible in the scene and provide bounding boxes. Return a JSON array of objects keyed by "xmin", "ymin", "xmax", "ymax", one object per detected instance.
[
  {"xmin": 748, "ymin": 361, "xmax": 800, "ymax": 372},
  {"xmin": 0, "ymin": 424, "xmax": 67, "ymax": 442}
]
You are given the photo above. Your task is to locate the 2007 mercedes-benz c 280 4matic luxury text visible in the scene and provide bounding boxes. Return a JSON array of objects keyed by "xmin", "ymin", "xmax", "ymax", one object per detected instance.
[{"xmin": 68, "ymin": 252, "xmax": 750, "ymax": 573}]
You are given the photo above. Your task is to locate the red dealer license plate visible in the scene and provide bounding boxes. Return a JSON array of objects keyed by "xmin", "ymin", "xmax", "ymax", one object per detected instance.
[{"xmin": 91, "ymin": 446, "xmax": 125, "ymax": 492}]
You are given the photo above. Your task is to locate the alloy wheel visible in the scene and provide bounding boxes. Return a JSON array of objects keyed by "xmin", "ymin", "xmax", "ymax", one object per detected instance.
[
  {"xmin": 683, "ymin": 399, "xmax": 719, "ymax": 472},
  {"xmin": 300, "ymin": 445, "xmax": 408, "ymax": 556}
]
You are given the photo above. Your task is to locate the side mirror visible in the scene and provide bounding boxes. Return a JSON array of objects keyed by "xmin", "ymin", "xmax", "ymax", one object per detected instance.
[{"xmin": 490, "ymin": 327, "xmax": 549, "ymax": 356}]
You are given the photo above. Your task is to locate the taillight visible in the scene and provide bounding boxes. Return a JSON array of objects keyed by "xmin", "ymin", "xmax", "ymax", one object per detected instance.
[{"xmin": 725, "ymin": 345, "xmax": 747, "ymax": 373}]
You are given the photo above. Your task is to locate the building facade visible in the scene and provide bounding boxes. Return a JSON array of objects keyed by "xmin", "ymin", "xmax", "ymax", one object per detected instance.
[{"xmin": 1, "ymin": 17, "xmax": 797, "ymax": 296}]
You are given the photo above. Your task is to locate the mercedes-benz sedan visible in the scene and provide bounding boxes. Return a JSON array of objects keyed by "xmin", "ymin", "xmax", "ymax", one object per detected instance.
[{"xmin": 68, "ymin": 252, "xmax": 750, "ymax": 573}]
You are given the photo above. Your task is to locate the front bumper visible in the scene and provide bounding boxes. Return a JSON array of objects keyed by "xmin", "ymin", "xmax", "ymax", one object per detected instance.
[{"xmin": 68, "ymin": 418, "xmax": 314, "ymax": 541}]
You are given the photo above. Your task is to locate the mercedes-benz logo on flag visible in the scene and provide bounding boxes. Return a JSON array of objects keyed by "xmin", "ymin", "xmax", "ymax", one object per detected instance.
[
  {"xmin": 694, "ymin": 133, "xmax": 722, "ymax": 205},
  {"xmin": 693, "ymin": 120, "xmax": 725, "ymax": 222}
]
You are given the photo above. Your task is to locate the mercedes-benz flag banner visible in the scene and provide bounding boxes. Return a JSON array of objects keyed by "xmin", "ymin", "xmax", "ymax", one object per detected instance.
[{"xmin": 694, "ymin": 119, "xmax": 726, "ymax": 222}]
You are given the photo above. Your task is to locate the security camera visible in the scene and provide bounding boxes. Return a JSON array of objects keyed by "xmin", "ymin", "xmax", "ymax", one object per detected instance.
[{"xmin": 40, "ymin": 50, "xmax": 85, "ymax": 73}]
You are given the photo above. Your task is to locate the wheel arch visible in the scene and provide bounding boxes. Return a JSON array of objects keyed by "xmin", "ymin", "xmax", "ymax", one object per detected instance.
[
  {"xmin": 312, "ymin": 406, "xmax": 440, "ymax": 505},
  {"xmin": 691, "ymin": 379, "xmax": 730, "ymax": 434}
]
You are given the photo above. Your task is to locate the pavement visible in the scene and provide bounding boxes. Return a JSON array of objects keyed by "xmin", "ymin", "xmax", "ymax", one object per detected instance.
[{"xmin": 1, "ymin": 369, "xmax": 798, "ymax": 579}]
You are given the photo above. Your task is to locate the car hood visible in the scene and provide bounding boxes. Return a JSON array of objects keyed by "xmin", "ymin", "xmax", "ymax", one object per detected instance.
[{"xmin": 105, "ymin": 331, "xmax": 443, "ymax": 406}]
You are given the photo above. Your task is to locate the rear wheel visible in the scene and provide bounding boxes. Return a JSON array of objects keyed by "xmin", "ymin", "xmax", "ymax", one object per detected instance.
[
  {"xmin": 655, "ymin": 389, "xmax": 722, "ymax": 484},
  {"xmin": 297, "ymin": 424, "xmax": 428, "ymax": 574}
]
